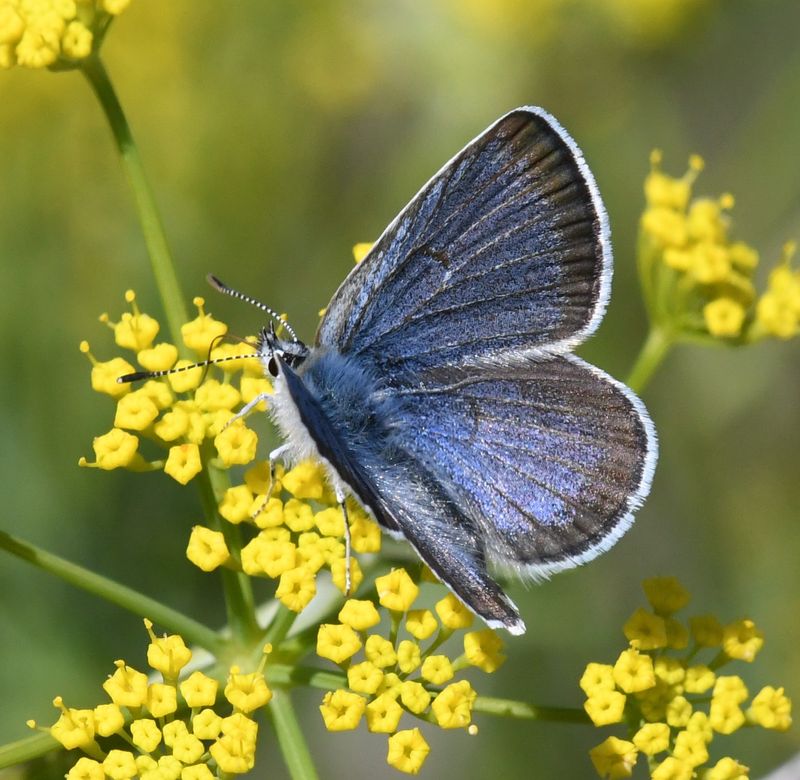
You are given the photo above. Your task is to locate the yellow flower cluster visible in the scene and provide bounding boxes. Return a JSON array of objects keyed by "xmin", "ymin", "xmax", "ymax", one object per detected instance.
[
  {"xmin": 582, "ymin": 577, "xmax": 791, "ymax": 779},
  {"xmin": 187, "ymin": 458, "xmax": 382, "ymax": 611},
  {"xmin": 0, "ymin": 0, "xmax": 131, "ymax": 70},
  {"xmin": 639, "ymin": 152, "xmax": 800, "ymax": 341},
  {"xmin": 80, "ymin": 291, "xmax": 265, "ymax": 483},
  {"xmin": 81, "ymin": 291, "xmax": 383, "ymax": 609},
  {"xmin": 32, "ymin": 621, "xmax": 269, "ymax": 778},
  {"xmin": 315, "ymin": 568, "xmax": 505, "ymax": 775}
]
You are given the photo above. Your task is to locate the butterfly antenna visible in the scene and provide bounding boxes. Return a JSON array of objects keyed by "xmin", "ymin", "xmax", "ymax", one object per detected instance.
[
  {"xmin": 116, "ymin": 350, "xmax": 258, "ymax": 385},
  {"xmin": 207, "ymin": 274, "xmax": 299, "ymax": 343}
]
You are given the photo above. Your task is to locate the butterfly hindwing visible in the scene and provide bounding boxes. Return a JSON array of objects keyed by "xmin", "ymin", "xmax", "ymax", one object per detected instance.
[
  {"xmin": 317, "ymin": 107, "xmax": 611, "ymax": 373},
  {"xmin": 389, "ymin": 354, "xmax": 656, "ymax": 576}
]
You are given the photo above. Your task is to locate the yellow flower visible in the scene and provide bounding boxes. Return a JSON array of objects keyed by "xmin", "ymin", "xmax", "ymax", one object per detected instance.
[
  {"xmin": 435, "ymin": 593, "xmax": 473, "ymax": 629},
  {"xmin": 405, "ymin": 609, "xmax": 438, "ymax": 640},
  {"xmin": 146, "ymin": 683, "xmax": 177, "ymax": 718},
  {"xmin": 93, "ymin": 703, "xmax": 123, "ymax": 737},
  {"xmin": 376, "ymin": 568, "xmax": 419, "ymax": 612},
  {"xmin": 162, "ymin": 720, "xmax": 189, "ymax": 747},
  {"xmin": 317, "ymin": 623, "xmax": 362, "ymax": 665},
  {"xmin": 282, "ymin": 459, "xmax": 326, "ymax": 499},
  {"xmin": 252, "ymin": 496, "xmax": 284, "ymax": 529},
  {"xmin": 224, "ymin": 667, "xmax": 272, "ymax": 713},
  {"xmin": 114, "ymin": 391, "xmax": 159, "ymax": 431},
  {"xmin": 172, "ymin": 733, "xmax": 204, "ymax": 765},
  {"xmin": 420, "ymin": 654, "xmax": 454, "ymax": 685},
  {"xmin": 613, "ymin": 648, "xmax": 655, "ymax": 693},
  {"xmin": 666, "ymin": 695, "xmax": 692, "ymax": 728},
  {"xmin": 218, "ymin": 485, "xmax": 254, "ymax": 524},
  {"xmin": 112, "ymin": 294, "xmax": 160, "ymax": 351},
  {"xmin": 679, "ymin": 664, "xmax": 713, "ymax": 694},
  {"xmin": 186, "ymin": 526, "xmax": 230, "ymax": 572},
  {"xmin": 643, "ymin": 577, "xmax": 690, "ymax": 614},
  {"xmin": 180, "ymin": 765, "xmax": 215, "ymax": 780},
  {"xmin": 181, "ymin": 297, "xmax": 227, "ymax": 354},
  {"xmin": 399, "ymin": 681, "xmax": 431, "ymax": 715},
  {"xmin": 431, "ymin": 680, "xmax": 476, "ymax": 729},
  {"xmin": 319, "ymin": 690, "xmax": 366, "ymax": 731},
  {"xmin": 584, "ymin": 689, "xmax": 627, "ymax": 727},
  {"xmin": 623, "ymin": 608, "xmax": 667, "ymax": 650},
  {"xmin": 137, "ymin": 342, "xmax": 178, "ymax": 372},
  {"xmin": 709, "ymin": 696, "xmax": 746, "ymax": 735},
  {"xmin": 167, "ymin": 360, "xmax": 204, "ymax": 392},
  {"xmin": 747, "ymin": 685, "xmax": 792, "ymax": 731},
  {"xmin": 705, "ymin": 757, "xmax": 750, "ymax": 780},
  {"xmin": 209, "ymin": 734, "xmax": 255, "ymax": 774},
  {"xmin": 179, "ymin": 671, "xmax": 219, "ymax": 708},
  {"xmin": 164, "ymin": 443, "xmax": 202, "ymax": 485},
  {"xmin": 365, "ymin": 634, "xmax": 397, "ymax": 668},
  {"xmin": 191, "ymin": 709, "xmax": 222, "ymax": 740},
  {"xmin": 352, "ymin": 242, "xmax": 374, "ymax": 263},
  {"xmin": 129, "ymin": 719, "xmax": 161, "ymax": 753},
  {"xmin": 214, "ymin": 422, "xmax": 258, "ymax": 466},
  {"xmin": 714, "ymin": 675, "xmax": 749, "ymax": 704},
  {"xmin": 672, "ymin": 730, "xmax": 708, "ymax": 768},
  {"xmin": 90, "ymin": 428, "xmax": 140, "ymax": 470},
  {"xmin": 102, "ymin": 750, "xmax": 137, "ymax": 780},
  {"xmin": 722, "ymin": 619, "xmax": 764, "ymax": 661},
  {"xmin": 396, "ymin": 640, "xmax": 421, "ymax": 674},
  {"xmin": 632, "ymin": 722, "xmax": 670, "ymax": 755},
  {"xmin": 386, "ymin": 728, "xmax": 430, "ymax": 775},
  {"xmin": 464, "ymin": 629, "xmax": 505, "ymax": 673},
  {"xmin": 331, "ymin": 554, "xmax": 364, "ymax": 594},
  {"xmin": 588, "ymin": 736, "xmax": 638, "ymax": 779},
  {"xmin": 651, "ymin": 756, "xmax": 693, "ymax": 780},
  {"xmin": 349, "ymin": 509, "xmax": 382, "ymax": 553},
  {"xmin": 85, "ymin": 351, "xmax": 134, "ymax": 398},
  {"xmin": 195, "ymin": 380, "xmax": 241, "ymax": 412},
  {"xmin": 347, "ymin": 661, "xmax": 384, "ymax": 695},
  {"xmin": 67, "ymin": 758, "xmax": 104, "ymax": 780},
  {"xmin": 338, "ymin": 599, "xmax": 381, "ymax": 631},
  {"xmin": 50, "ymin": 700, "xmax": 95, "ymax": 751},
  {"xmin": 580, "ymin": 663, "xmax": 616, "ymax": 697},
  {"xmin": 703, "ymin": 298, "xmax": 746, "ymax": 337},
  {"xmin": 664, "ymin": 617, "xmax": 689, "ymax": 649},
  {"xmin": 275, "ymin": 565, "xmax": 316, "ymax": 611},
  {"xmin": 283, "ymin": 497, "xmax": 316, "ymax": 532},
  {"xmin": 366, "ymin": 692, "xmax": 404, "ymax": 733},
  {"xmin": 102, "ymin": 662, "xmax": 148, "ymax": 708}
]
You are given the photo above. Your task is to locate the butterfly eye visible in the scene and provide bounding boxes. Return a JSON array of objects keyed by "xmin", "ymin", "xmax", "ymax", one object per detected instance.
[{"xmin": 267, "ymin": 356, "xmax": 279, "ymax": 377}]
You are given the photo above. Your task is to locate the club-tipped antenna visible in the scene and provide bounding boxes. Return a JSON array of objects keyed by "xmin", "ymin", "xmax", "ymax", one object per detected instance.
[
  {"xmin": 116, "ymin": 350, "xmax": 258, "ymax": 385},
  {"xmin": 207, "ymin": 274, "xmax": 298, "ymax": 343}
]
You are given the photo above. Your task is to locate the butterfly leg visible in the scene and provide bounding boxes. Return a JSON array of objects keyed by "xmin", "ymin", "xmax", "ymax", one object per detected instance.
[
  {"xmin": 336, "ymin": 486, "xmax": 353, "ymax": 596},
  {"xmin": 250, "ymin": 443, "xmax": 290, "ymax": 521},
  {"xmin": 226, "ymin": 392, "xmax": 272, "ymax": 428}
]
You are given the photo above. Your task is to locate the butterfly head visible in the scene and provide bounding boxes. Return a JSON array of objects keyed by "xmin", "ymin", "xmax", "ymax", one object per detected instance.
[{"xmin": 257, "ymin": 323, "xmax": 309, "ymax": 377}]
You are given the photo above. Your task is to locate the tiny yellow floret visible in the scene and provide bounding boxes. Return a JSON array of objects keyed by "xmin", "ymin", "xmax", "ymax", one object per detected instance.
[
  {"xmin": 613, "ymin": 648, "xmax": 656, "ymax": 693},
  {"xmin": 366, "ymin": 692, "xmax": 404, "ymax": 733},
  {"xmin": 319, "ymin": 689, "xmax": 366, "ymax": 731},
  {"xmin": 186, "ymin": 526, "xmax": 230, "ymax": 571},
  {"xmin": 435, "ymin": 593, "xmax": 473, "ymax": 629},
  {"xmin": 643, "ymin": 576, "xmax": 690, "ymax": 614},
  {"xmin": 588, "ymin": 736, "xmax": 638, "ymax": 780},
  {"xmin": 317, "ymin": 623, "xmax": 362, "ymax": 665},
  {"xmin": 421, "ymin": 655, "xmax": 454, "ymax": 685},
  {"xmin": 180, "ymin": 671, "xmax": 219, "ymax": 708},
  {"xmin": 376, "ymin": 568, "xmax": 419, "ymax": 612},
  {"xmin": 102, "ymin": 662, "xmax": 148, "ymax": 708},
  {"xmin": 584, "ymin": 689, "xmax": 627, "ymax": 727},
  {"xmin": 632, "ymin": 722, "xmax": 670, "ymax": 756},
  {"xmin": 338, "ymin": 599, "xmax": 381, "ymax": 631},
  {"xmin": 431, "ymin": 680, "xmax": 476, "ymax": 729},
  {"xmin": 464, "ymin": 629, "xmax": 505, "ymax": 673},
  {"xmin": 386, "ymin": 728, "xmax": 430, "ymax": 775}
]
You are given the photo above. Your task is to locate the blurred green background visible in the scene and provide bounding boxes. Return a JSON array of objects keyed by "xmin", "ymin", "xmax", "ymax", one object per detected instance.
[{"xmin": 1, "ymin": 1, "xmax": 799, "ymax": 777}]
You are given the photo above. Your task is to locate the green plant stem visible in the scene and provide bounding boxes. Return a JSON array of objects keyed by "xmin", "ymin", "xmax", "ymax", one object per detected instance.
[
  {"xmin": 0, "ymin": 733, "xmax": 58, "ymax": 771},
  {"xmin": 80, "ymin": 55, "xmax": 189, "ymax": 344},
  {"xmin": 472, "ymin": 696, "xmax": 590, "ymax": 723},
  {"xmin": 0, "ymin": 530, "xmax": 224, "ymax": 656},
  {"xmin": 268, "ymin": 689, "xmax": 320, "ymax": 780},
  {"xmin": 197, "ymin": 451, "xmax": 260, "ymax": 648},
  {"xmin": 625, "ymin": 326, "xmax": 675, "ymax": 395}
]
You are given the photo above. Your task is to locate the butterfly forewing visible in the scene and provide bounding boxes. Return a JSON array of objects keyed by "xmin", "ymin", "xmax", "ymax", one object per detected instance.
[{"xmin": 317, "ymin": 107, "xmax": 611, "ymax": 372}]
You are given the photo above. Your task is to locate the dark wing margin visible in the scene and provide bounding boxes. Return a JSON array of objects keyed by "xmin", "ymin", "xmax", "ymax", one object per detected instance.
[
  {"xmin": 316, "ymin": 106, "xmax": 611, "ymax": 373},
  {"xmin": 390, "ymin": 355, "xmax": 657, "ymax": 577},
  {"xmin": 278, "ymin": 357, "xmax": 526, "ymax": 634}
]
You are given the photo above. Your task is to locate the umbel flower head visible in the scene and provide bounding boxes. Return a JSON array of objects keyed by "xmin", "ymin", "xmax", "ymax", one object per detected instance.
[
  {"xmin": 638, "ymin": 151, "xmax": 800, "ymax": 343},
  {"xmin": 582, "ymin": 577, "xmax": 791, "ymax": 779},
  {"xmin": 30, "ymin": 620, "xmax": 269, "ymax": 779},
  {"xmin": 0, "ymin": 0, "xmax": 132, "ymax": 71}
]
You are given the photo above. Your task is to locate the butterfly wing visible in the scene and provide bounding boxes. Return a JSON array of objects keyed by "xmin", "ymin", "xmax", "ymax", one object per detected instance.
[
  {"xmin": 389, "ymin": 354, "xmax": 657, "ymax": 577},
  {"xmin": 317, "ymin": 106, "xmax": 611, "ymax": 373}
]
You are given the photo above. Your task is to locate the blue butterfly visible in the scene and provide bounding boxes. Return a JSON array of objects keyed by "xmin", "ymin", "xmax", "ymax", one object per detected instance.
[{"xmin": 215, "ymin": 107, "xmax": 657, "ymax": 635}]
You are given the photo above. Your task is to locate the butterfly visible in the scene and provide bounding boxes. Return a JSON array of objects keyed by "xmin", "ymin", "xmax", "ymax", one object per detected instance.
[{"xmin": 156, "ymin": 107, "xmax": 657, "ymax": 635}]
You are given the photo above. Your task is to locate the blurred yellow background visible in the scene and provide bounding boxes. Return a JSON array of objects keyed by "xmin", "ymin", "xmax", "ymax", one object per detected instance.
[{"xmin": 1, "ymin": 1, "xmax": 798, "ymax": 777}]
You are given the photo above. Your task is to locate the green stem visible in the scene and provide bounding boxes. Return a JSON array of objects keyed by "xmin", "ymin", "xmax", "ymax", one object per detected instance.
[
  {"xmin": 0, "ymin": 733, "xmax": 59, "ymax": 771},
  {"xmin": 625, "ymin": 327, "xmax": 675, "ymax": 395},
  {"xmin": 268, "ymin": 689, "xmax": 320, "ymax": 780},
  {"xmin": 472, "ymin": 697, "xmax": 591, "ymax": 723},
  {"xmin": 262, "ymin": 605, "xmax": 299, "ymax": 648},
  {"xmin": 0, "ymin": 530, "xmax": 224, "ymax": 656},
  {"xmin": 80, "ymin": 55, "xmax": 189, "ymax": 344},
  {"xmin": 197, "ymin": 452, "xmax": 260, "ymax": 647}
]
